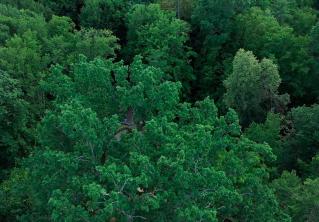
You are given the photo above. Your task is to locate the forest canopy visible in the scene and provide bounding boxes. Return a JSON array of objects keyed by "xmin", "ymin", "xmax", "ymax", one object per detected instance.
[{"xmin": 0, "ymin": 0, "xmax": 319, "ymax": 221}]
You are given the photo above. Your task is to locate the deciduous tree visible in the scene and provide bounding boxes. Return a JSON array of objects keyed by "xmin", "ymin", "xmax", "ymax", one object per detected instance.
[
  {"xmin": 1, "ymin": 56, "xmax": 289, "ymax": 221},
  {"xmin": 126, "ymin": 4, "xmax": 194, "ymax": 94},
  {"xmin": 224, "ymin": 49, "xmax": 289, "ymax": 125}
]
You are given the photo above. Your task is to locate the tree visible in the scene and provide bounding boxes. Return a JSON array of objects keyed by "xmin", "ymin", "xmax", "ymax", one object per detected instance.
[
  {"xmin": 37, "ymin": 0, "xmax": 83, "ymax": 24},
  {"xmin": 0, "ymin": 3, "xmax": 47, "ymax": 44},
  {"xmin": 190, "ymin": 0, "xmax": 238, "ymax": 100},
  {"xmin": 158, "ymin": 0, "xmax": 194, "ymax": 20},
  {"xmin": 281, "ymin": 104, "xmax": 319, "ymax": 171},
  {"xmin": 190, "ymin": 0, "xmax": 263, "ymax": 101},
  {"xmin": 308, "ymin": 22, "xmax": 319, "ymax": 99},
  {"xmin": 0, "ymin": 11, "xmax": 120, "ymax": 100},
  {"xmin": 272, "ymin": 171, "xmax": 319, "ymax": 222},
  {"xmin": 126, "ymin": 4, "xmax": 194, "ymax": 94},
  {"xmin": 1, "ymin": 56, "xmax": 289, "ymax": 221},
  {"xmin": 80, "ymin": 0, "xmax": 130, "ymax": 35},
  {"xmin": 235, "ymin": 7, "xmax": 314, "ymax": 103},
  {"xmin": 0, "ymin": 5, "xmax": 120, "ymax": 187},
  {"xmin": 0, "ymin": 0, "xmax": 52, "ymax": 19},
  {"xmin": 269, "ymin": 0, "xmax": 317, "ymax": 35},
  {"xmin": 245, "ymin": 112, "xmax": 284, "ymax": 172},
  {"xmin": 46, "ymin": 15, "xmax": 120, "ymax": 66},
  {"xmin": 224, "ymin": 49, "xmax": 289, "ymax": 126},
  {"xmin": 0, "ymin": 72, "xmax": 28, "ymax": 180},
  {"xmin": 307, "ymin": 154, "xmax": 319, "ymax": 178},
  {"xmin": 2, "ymin": 1, "xmax": 319, "ymax": 221},
  {"xmin": 288, "ymin": 7, "xmax": 317, "ymax": 35},
  {"xmin": 0, "ymin": 30, "xmax": 46, "ymax": 104},
  {"xmin": 74, "ymin": 28, "xmax": 120, "ymax": 60}
]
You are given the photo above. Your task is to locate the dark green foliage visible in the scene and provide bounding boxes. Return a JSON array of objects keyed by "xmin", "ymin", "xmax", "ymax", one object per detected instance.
[
  {"xmin": 0, "ymin": 72, "xmax": 28, "ymax": 179},
  {"xmin": 272, "ymin": 171, "xmax": 319, "ymax": 222},
  {"xmin": 1, "ymin": 56, "xmax": 289, "ymax": 221},
  {"xmin": 80, "ymin": 0, "xmax": 158, "ymax": 33},
  {"xmin": 307, "ymin": 154, "xmax": 319, "ymax": 178},
  {"xmin": 80, "ymin": 0, "xmax": 129, "ymax": 34},
  {"xmin": 190, "ymin": 0, "xmax": 264, "ymax": 100},
  {"xmin": 190, "ymin": 0, "xmax": 239, "ymax": 100},
  {"xmin": 269, "ymin": 0, "xmax": 317, "ymax": 35},
  {"xmin": 245, "ymin": 112, "xmax": 283, "ymax": 167},
  {"xmin": 38, "ymin": 0, "xmax": 83, "ymax": 23},
  {"xmin": 282, "ymin": 105, "xmax": 319, "ymax": 170},
  {"xmin": 1, "ymin": 0, "xmax": 319, "ymax": 221},
  {"xmin": 308, "ymin": 22, "xmax": 319, "ymax": 99},
  {"xmin": 158, "ymin": 0, "xmax": 195, "ymax": 20}
]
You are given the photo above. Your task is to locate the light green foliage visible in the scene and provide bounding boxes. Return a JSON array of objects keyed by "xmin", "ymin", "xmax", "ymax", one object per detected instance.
[
  {"xmin": 75, "ymin": 28, "xmax": 120, "ymax": 60},
  {"xmin": 0, "ymin": 4, "xmax": 119, "ymax": 183},
  {"xmin": 0, "ymin": 9, "xmax": 120, "ymax": 92},
  {"xmin": 224, "ymin": 49, "xmax": 289, "ymax": 125},
  {"xmin": 272, "ymin": 171, "xmax": 319, "ymax": 222},
  {"xmin": 126, "ymin": 4, "xmax": 194, "ymax": 93},
  {"xmin": 0, "ymin": 8, "xmax": 120, "ymax": 68},
  {"xmin": 46, "ymin": 15, "xmax": 77, "ymax": 65},
  {"xmin": 0, "ymin": 30, "xmax": 46, "ymax": 97},
  {"xmin": 1, "ymin": 56, "xmax": 289, "ymax": 221},
  {"xmin": 190, "ymin": 0, "xmax": 265, "ymax": 100},
  {"xmin": 236, "ymin": 7, "xmax": 314, "ymax": 101},
  {"xmin": 0, "ymin": 0, "xmax": 52, "ymax": 19},
  {"xmin": 46, "ymin": 15, "xmax": 120, "ymax": 66},
  {"xmin": 0, "ymin": 3, "xmax": 47, "ymax": 44},
  {"xmin": 43, "ymin": 55, "xmax": 181, "ymax": 120}
]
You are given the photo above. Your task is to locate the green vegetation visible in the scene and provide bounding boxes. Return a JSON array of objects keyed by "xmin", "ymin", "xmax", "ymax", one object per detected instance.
[{"xmin": 0, "ymin": 0, "xmax": 319, "ymax": 221}]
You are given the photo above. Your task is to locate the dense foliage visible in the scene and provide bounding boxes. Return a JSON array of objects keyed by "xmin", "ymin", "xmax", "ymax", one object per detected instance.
[{"xmin": 1, "ymin": 0, "xmax": 319, "ymax": 221}]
